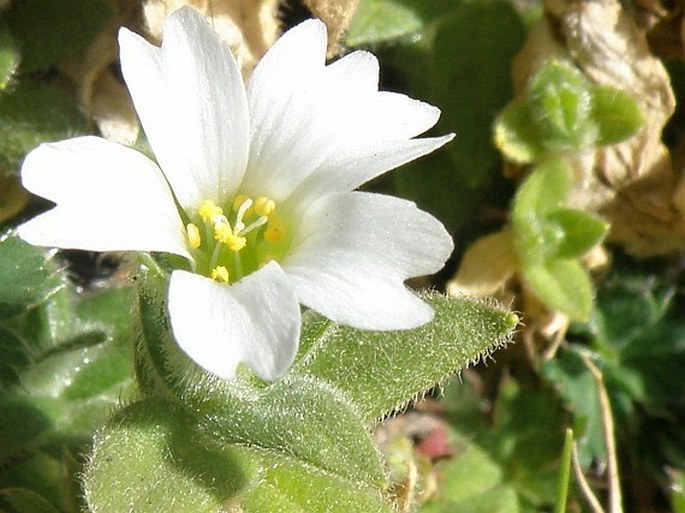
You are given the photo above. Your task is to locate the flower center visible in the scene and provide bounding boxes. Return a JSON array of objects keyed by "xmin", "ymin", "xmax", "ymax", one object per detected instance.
[{"xmin": 184, "ymin": 195, "xmax": 289, "ymax": 283}]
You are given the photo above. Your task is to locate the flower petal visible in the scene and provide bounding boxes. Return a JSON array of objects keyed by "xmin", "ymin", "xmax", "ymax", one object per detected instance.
[
  {"xmin": 283, "ymin": 192, "xmax": 454, "ymax": 330},
  {"xmin": 168, "ymin": 262, "xmax": 300, "ymax": 381},
  {"xmin": 243, "ymin": 20, "xmax": 453, "ymax": 201},
  {"xmin": 118, "ymin": 7, "xmax": 249, "ymax": 210},
  {"xmin": 18, "ymin": 136, "xmax": 188, "ymax": 256}
]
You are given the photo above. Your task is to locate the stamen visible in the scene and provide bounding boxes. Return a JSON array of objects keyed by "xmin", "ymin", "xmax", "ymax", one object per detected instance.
[
  {"xmin": 211, "ymin": 266, "xmax": 230, "ymax": 283},
  {"xmin": 234, "ymin": 197, "xmax": 254, "ymax": 232},
  {"xmin": 199, "ymin": 200, "xmax": 222, "ymax": 221},
  {"xmin": 214, "ymin": 220, "xmax": 246, "ymax": 252},
  {"xmin": 241, "ymin": 216, "xmax": 268, "ymax": 235},
  {"xmin": 254, "ymin": 196, "xmax": 275, "ymax": 217},
  {"xmin": 232, "ymin": 194, "xmax": 251, "ymax": 213},
  {"xmin": 264, "ymin": 216, "xmax": 285, "ymax": 244},
  {"xmin": 186, "ymin": 223, "xmax": 201, "ymax": 249}
]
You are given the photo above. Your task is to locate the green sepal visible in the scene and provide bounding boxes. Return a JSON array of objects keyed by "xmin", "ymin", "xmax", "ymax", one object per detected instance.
[
  {"xmin": 0, "ymin": 231, "xmax": 66, "ymax": 318},
  {"xmin": 346, "ymin": 0, "xmax": 423, "ymax": 46},
  {"xmin": 83, "ymin": 397, "xmax": 394, "ymax": 513},
  {"xmin": 590, "ymin": 85, "xmax": 645, "ymax": 145},
  {"xmin": 521, "ymin": 259, "xmax": 593, "ymax": 321},
  {"xmin": 543, "ymin": 208, "xmax": 609, "ymax": 259}
]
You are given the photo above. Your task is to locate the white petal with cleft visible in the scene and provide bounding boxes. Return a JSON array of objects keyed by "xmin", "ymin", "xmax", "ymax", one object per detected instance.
[
  {"xmin": 283, "ymin": 192, "xmax": 454, "ymax": 330},
  {"xmin": 244, "ymin": 20, "xmax": 452, "ymax": 201},
  {"xmin": 118, "ymin": 7, "xmax": 249, "ymax": 210},
  {"xmin": 168, "ymin": 262, "xmax": 300, "ymax": 381},
  {"xmin": 18, "ymin": 136, "xmax": 188, "ymax": 256}
]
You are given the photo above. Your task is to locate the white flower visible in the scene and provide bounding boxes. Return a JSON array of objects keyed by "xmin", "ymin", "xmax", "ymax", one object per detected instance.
[{"xmin": 17, "ymin": 7, "xmax": 454, "ymax": 381}]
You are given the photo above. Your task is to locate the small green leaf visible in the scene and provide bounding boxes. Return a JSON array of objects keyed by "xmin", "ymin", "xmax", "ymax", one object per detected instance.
[
  {"xmin": 522, "ymin": 259, "xmax": 593, "ymax": 321},
  {"xmin": 293, "ymin": 293, "xmax": 518, "ymax": 423},
  {"xmin": 0, "ymin": 81, "xmax": 86, "ymax": 168},
  {"xmin": 493, "ymin": 101, "xmax": 545, "ymax": 164},
  {"xmin": 511, "ymin": 159, "xmax": 572, "ymax": 264},
  {"xmin": 5, "ymin": 0, "xmax": 112, "ymax": 72},
  {"xmin": 346, "ymin": 0, "xmax": 423, "ymax": 46},
  {"xmin": 543, "ymin": 208, "xmax": 608, "ymax": 259},
  {"xmin": 0, "ymin": 231, "xmax": 66, "ymax": 318},
  {"xmin": 590, "ymin": 85, "xmax": 645, "ymax": 145},
  {"xmin": 528, "ymin": 60, "xmax": 597, "ymax": 150}
]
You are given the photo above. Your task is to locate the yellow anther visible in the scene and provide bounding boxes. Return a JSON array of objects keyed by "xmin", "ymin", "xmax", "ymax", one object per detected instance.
[
  {"xmin": 214, "ymin": 222, "xmax": 246, "ymax": 252},
  {"xmin": 199, "ymin": 200, "xmax": 222, "ymax": 221},
  {"xmin": 186, "ymin": 223, "xmax": 201, "ymax": 249},
  {"xmin": 211, "ymin": 266, "xmax": 230, "ymax": 283},
  {"xmin": 254, "ymin": 196, "xmax": 275, "ymax": 217},
  {"xmin": 232, "ymin": 194, "xmax": 252, "ymax": 213},
  {"xmin": 264, "ymin": 216, "xmax": 285, "ymax": 245}
]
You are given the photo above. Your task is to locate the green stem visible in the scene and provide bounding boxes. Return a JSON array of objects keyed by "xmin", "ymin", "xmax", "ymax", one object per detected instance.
[{"xmin": 555, "ymin": 428, "xmax": 574, "ymax": 513}]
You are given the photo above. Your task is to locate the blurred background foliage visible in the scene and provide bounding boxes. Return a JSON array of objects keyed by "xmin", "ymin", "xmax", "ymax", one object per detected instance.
[{"xmin": 1, "ymin": 0, "xmax": 685, "ymax": 511}]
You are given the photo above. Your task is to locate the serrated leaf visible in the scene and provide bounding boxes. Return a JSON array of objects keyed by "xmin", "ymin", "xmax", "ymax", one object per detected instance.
[
  {"xmin": 0, "ymin": 81, "xmax": 86, "ymax": 168},
  {"xmin": 292, "ymin": 293, "xmax": 518, "ymax": 423},
  {"xmin": 84, "ymin": 397, "xmax": 394, "ymax": 513},
  {"xmin": 493, "ymin": 101, "xmax": 545, "ymax": 164},
  {"xmin": 522, "ymin": 259, "xmax": 593, "ymax": 321},
  {"xmin": 528, "ymin": 60, "xmax": 597, "ymax": 150},
  {"xmin": 591, "ymin": 85, "xmax": 645, "ymax": 145},
  {"xmin": 543, "ymin": 208, "xmax": 608, "ymax": 259},
  {"xmin": 5, "ymin": 0, "xmax": 111, "ymax": 72},
  {"xmin": 541, "ymin": 350, "xmax": 605, "ymax": 466},
  {"xmin": 0, "ymin": 231, "xmax": 65, "ymax": 318}
]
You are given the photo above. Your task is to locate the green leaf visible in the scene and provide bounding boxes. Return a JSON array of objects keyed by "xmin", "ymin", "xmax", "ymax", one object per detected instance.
[
  {"xmin": 84, "ymin": 397, "xmax": 394, "ymax": 513},
  {"xmin": 0, "ymin": 28, "xmax": 19, "ymax": 91},
  {"xmin": 590, "ymin": 85, "xmax": 645, "ymax": 145},
  {"xmin": 432, "ymin": 1, "xmax": 526, "ymax": 188},
  {"xmin": 428, "ymin": 377, "xmax": 567, "ymax": 511},
  {"xmin": 543, "ymin": 208, "xmax": 608, "ymax": 259},
  {"xmin": 4, "ymin": 0, "xmax": 112, "ymax": 72},
  {"xmin": 0, "ymin": 231, "xmax": 66, "ymax": 318},
  {"xmin": 346, "ymin": 0, "xmax": 423, "ymax": 46},
  {"xmin": 493, "ymin": 101, "xmax": 546, "ymax": 164},
  {"xmin": 528, "ymin": 60, "xmax": 597, "ymax": 150},
  {"xmin": 420, "ymin": 430, "xmax": 520, "ymax": 513},
  {"xmin": 0, "ymin": 488, "xmax": 61, "ymax": 513},
  {"xmin": 0, "ymin": 81, "xmax": 86, "ymax": 168},
  {"xmin": 134, "ymin": 265, "xmax": 386, "ymax": 486},
  {"xmin": 293, "ymin": 294, "xmax": 518, "ymax": 423},
  {"xmin": 542, "ymin": 350, "xmax": 605, "ymax": 466},
  {"xmin": 510, "ymin": 159, "xmax": 572, "ymax": 264},
  {"xmin": 522, "ymin": 259, "xmax": 593, "ymax": 321}
]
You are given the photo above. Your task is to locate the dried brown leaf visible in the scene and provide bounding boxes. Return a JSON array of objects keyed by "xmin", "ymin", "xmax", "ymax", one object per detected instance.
[
  {"xmin": 143, "ymin": 0, "xmax": 280, "ymax": 77},
  {"xmin": 302, "ymin": 0, "xmax": 358, "ymax": 56},
  {"xmin": 446, "ymin": 229, "xmax": 517, "ymax": 298}
]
